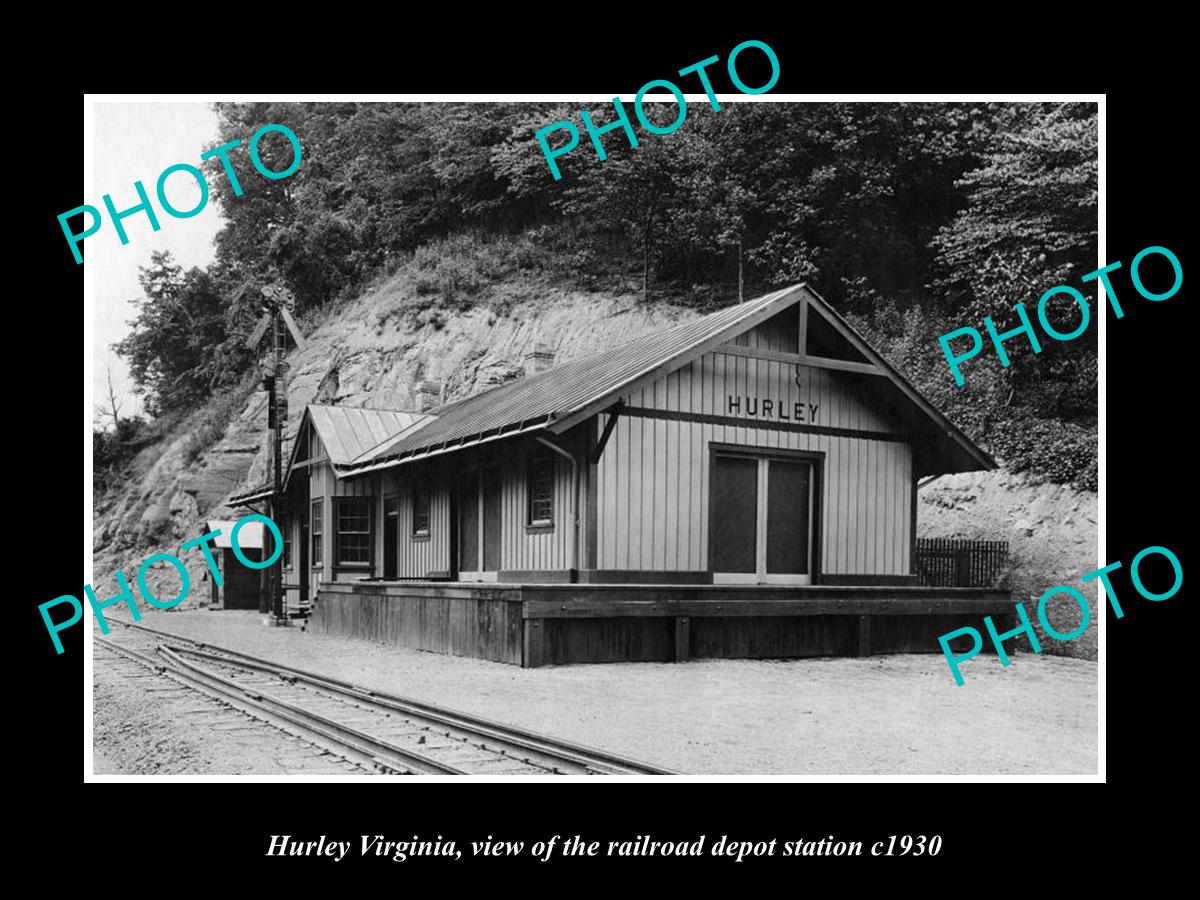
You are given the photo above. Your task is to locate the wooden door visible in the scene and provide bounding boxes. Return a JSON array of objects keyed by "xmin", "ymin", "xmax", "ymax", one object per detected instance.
[
  {"xmin": 299, "ymin": 512, "xmax": 310, "ymax": 602},
  {"xmin": 482, "ymin": 465, "xmax": 502, "ymax": 573},
  {"xmin": 460, "ymin": 470, "xmax": 479, "ymax": 573},
  {"xmin": 710, "ymin": 454, "xmax": 759, "ymax": 580},
  {"xmin": 765, "ymin": 459, "xmax": 812, "ymax": 583},
  {"xmin": 383, "ymin": 496, "xmax": 398, "ymax": 579},
  {"xmin": 711, "ymin": 452, "xmax": 814, "ymax": 584}
]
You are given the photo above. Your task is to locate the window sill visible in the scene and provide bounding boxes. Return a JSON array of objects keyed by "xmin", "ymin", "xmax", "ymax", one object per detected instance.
[
  {"xmin": 525, "ymin": 523, "xmax": 555, "ymax": 535},
  {"xmin": 410, "ymin": 533, "xmax": 431, "ymax": 543}
]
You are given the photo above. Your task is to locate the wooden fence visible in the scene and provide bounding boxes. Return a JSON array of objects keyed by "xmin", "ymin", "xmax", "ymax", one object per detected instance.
[{"xmin": 915, "ymin": 538, "xmax": 1009, "ymax": 588}]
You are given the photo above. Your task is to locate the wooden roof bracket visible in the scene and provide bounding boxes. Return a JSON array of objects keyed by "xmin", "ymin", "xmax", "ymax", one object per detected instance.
[
  {"xmin": 796, "ymin": 353, "xmax": 884, "ymax": 376},
  {"xmin": 589, "ymin": 400, "xmax": 624, "ymax": 465}
]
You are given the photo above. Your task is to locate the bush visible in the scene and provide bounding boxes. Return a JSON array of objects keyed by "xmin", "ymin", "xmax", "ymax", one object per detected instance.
[
  {"xmin": 847, "ymin": 295, "xmax": 1098, "ymax": 492},
  {"xmin": 986, "ymin": 416, "xmax": 1097, "ymax": 491},
  {"xmin": 93, "ymin": 416, "xmax": 155, "ymax": 496},
  {"xmin": 407, "ymin": 233, "xmax": 501, "ymax": 312}
]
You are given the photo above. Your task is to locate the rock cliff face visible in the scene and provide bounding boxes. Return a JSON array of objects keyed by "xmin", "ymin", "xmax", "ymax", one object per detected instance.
[
  {"xmin": 919, "ymin": 470, "xmax": 1098, "ymax": 660},
  {"xmin": 92, "ymin": 271, "xmax": 695, "ymax": 598},
  {"xmin": 92, "ymin": 265, "xmax": 1097, "ymax": 661}
]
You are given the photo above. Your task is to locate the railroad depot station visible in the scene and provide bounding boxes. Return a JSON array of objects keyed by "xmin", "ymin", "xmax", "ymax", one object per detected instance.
[{"xmin": 230, "ymin": 285, "xmax": 1011, "ymax": 667}]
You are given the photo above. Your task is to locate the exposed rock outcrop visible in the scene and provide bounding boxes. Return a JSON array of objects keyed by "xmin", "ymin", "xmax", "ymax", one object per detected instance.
[
  {"xmin": 92, "ymin": 259, "xmax": 1097, "ymax": 648},
  {"xmin": 92, "ymin": 273, "xmax": 694, "ymax": 602},
  {"xmin": 919, "ymin": 470, "xmax": 1098, "ymax": 660}
]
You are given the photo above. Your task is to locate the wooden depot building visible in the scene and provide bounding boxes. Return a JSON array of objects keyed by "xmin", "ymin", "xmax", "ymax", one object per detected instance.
[{"xmin": 232, "ymin": 284, "xmax": 1011, "ymax": 666}]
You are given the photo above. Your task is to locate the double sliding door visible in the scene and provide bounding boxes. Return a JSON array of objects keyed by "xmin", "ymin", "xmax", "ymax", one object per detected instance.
[
  {"xmin": 709, "ymin": 449, "xmax": 818, "ymax": 584},
  {"xmin": 459, "ymin": 466, "xmax": 501, "ymax": 580}
]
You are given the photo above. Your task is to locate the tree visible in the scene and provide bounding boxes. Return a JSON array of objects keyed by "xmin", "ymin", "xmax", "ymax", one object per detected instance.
[
  {"xmin": 109, "ymin": 101, "xmax": 1098, "ymax": 488},
  {"xmin": 116, "ymin": 251, "xmax": 234, "ymax": 415},
  {"xmin": 931, "ymin": 103, "xmax": 1098, "ymax": 421}
]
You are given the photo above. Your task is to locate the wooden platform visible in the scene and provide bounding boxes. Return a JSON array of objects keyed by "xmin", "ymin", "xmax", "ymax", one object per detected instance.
[{"xmin": 311, "ymin": 582, "xmax": 1013, "ymax": 668}]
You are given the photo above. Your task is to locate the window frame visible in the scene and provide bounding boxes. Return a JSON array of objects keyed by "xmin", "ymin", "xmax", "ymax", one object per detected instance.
[
  {"xmin": 411, "ymin": 483, "xmax": 431, "ymax": 539},
  {"xmin": 281, "ymin": 515, "xmax": 292, "ymax": 569},
  {"xmin": 526, "ymin": 449, "xmax": 555, "ymax": 529},
  {"xmin": 333, "ymin": 496, "xmax": 375, "ymax": 569},
  {"xmin": 310, "ymin": 499, "xmax": 323, "ymax": 567}
]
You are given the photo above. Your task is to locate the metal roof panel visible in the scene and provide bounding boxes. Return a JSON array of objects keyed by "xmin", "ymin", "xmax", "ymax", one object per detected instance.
[
  {"xmin": 344, "ymin": 287, "xmax": 797, "ymax": 469},
  {"xmin": 205, "ymin": 520, "xmax": 264, "ymax": 548},
  {"xmin": 297, "ymin": 284, "xmax": 991, "ymax": 480},
  {"xmin": 308, "ymin": 404, "xmax": 428, "ymax": 466}
]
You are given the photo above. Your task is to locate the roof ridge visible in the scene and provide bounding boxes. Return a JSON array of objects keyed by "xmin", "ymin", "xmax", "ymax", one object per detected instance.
[
  {"xmin": 419, "ymin": 288, "xmax": 792, "ymax": 415},
  {"xmin": 306, "ymin": 401, "xmax": 425, "ymax": 414},
  {"xmin": 339, "ymin": 285, "xmax": 808, "ymax": 473}
]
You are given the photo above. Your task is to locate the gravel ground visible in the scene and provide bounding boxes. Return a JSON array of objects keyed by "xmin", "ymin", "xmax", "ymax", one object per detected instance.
[
  {"xmin": 93, "ymin": 610, "xmax": 1098, "ymax": 776},
  {"xmin": 93, "ymin": 640, "xmax": 368, "ymax": 775}
]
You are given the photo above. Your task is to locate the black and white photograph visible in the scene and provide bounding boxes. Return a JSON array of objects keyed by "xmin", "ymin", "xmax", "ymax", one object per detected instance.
[{"xmin": 85, "ymin": 95, "xmax": 1101, "ymax": 779}]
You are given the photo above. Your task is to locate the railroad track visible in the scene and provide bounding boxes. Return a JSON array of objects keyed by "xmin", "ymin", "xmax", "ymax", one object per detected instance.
[
  {"xmin": 99, "ymin": 620, "xmax": 676, "ymax": 776},
  {"xmin": 94, "ymin": 639, "xmax": 371, "ymax": 774}
]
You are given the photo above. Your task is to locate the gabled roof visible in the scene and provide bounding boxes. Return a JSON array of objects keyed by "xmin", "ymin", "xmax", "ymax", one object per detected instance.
[
  {"xmin": 337, "ymin": 283, "xmax": 995, "ymax": 476},
  {"xmin": 339, "ymin": 286, "xmax": 805, "ymax": 474},
  {"xmin": 256, "ymin": 283, "xmax": 993, "ymax": 485},
  {"xmin": 227, "ymin": 483, "xmax": 274, "ymax": 507},
  {"xmin": 307, "ymin": 404, "xmax": 432, "ymax": 468},
  {"xmin": 228, "ymin": 406, "xmax": 433, "ymax": 504},
  {"xmin": 802, "ymin": 288, "xmax": 995, "ymax": 474},
  {"xmin": 205, "ymin": 520, "xmax": 265, "ymax": 548}
]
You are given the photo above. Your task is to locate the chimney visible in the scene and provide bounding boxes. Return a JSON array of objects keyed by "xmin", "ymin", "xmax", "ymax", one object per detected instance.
[
  {"xmin": 415, "ymin": 380, "xmax": 441, "ymax": 412},
  {"xmin": 525, "ymin": 342, "xmax": 556, "ymax": 374}
]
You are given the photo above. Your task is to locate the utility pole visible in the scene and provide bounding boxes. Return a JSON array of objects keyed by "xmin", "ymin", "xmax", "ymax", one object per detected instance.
[
  {"xmin": 738, "ymin": 239, "xmax": 744, "ymax": 304},
  {"xmin": 246, "ymin": 283, "xmax": 306, "ymax": 626},
  {"xmin": 270, "ymin": 309, "xmax": 284, "ymax": 623}
]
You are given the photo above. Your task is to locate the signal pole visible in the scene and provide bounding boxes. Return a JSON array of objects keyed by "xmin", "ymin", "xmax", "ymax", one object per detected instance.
[
  {"xmin": 270, "ymin": 307, "xmax": 285, "ymax": 625},
  {"xmin": 246, "ymin": 283, "xmax": 306, "ymax": 627}
]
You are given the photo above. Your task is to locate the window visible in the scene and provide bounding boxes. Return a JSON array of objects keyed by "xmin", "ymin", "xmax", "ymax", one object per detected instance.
[
  {"xmin": 311, "ymin": 499, "xmax": 323, "ymax": 566},
  {"xmin": 335, "ymin": 497, "xmax": 373, "ymax": 567},
  {"xmin": 412, "ymin": 484, "xmax": 431, "ymax": 537},
  {"xmin": 527, "ymin": 451, "xmax": 554, "ymax": 525},
  {"xmin": 282, "ymin": 516, "xmax": 292, "ymax": 569}
]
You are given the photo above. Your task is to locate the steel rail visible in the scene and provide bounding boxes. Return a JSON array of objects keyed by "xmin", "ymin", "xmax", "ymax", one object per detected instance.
[
  {"xmin": 96, "ymin": 637, "xmax": 465, "ymax": 776},
  {"xmin": 111, "ymin": 619, "xmax": 677, "ymax": 775},
  {"xmin": 171, "ymin": 644, "xmax": 638, "ymax": 775}
]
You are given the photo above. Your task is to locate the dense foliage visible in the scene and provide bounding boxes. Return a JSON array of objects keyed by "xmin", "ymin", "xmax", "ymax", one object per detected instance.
[
  {"xmin": 112, "ymin": 101, "xmax": 1098, "ymax": 488},
  {"xmin": 92, "ymin": 414, "xmax": 156, "ymax": 496}
]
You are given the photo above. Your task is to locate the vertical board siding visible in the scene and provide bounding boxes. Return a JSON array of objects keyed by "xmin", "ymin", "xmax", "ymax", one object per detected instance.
[
  {"xmin": 437, "ymin": 441, "xmax": 575, "ymax": 575},
  {"xmin": 735, "ymin": 307, "xmax": 800, "ymax": 352},
  {"xmin": 396, "ymin": 463, "xmax": 451, "ymax": 577},
  {"xmin": 308, "ymin": 456, "xmax": 332, "ymax": 589},
  {"xmin": 597, "ymin": 349, "xmax": 913, "ymax": 575},
  {"xmin": 365, "ymin": 464, "xmax": 453, "ymax": 579}
]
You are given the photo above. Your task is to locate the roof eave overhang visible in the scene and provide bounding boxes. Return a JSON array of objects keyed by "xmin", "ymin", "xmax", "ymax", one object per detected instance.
[
  {"xmin": 228, "ymin": 487, "xmax": 276, "ymax": 506},
  {"xmin": 802, "ymin": 286, "xmax": 996, "ymax": 474},
  {"xmin": 324, "ymin": 282, "xmax": 993, "ymax": 481},
  {"xmin": 335, "ymin": 415, "xmax": 555, "ymax": 478}
]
